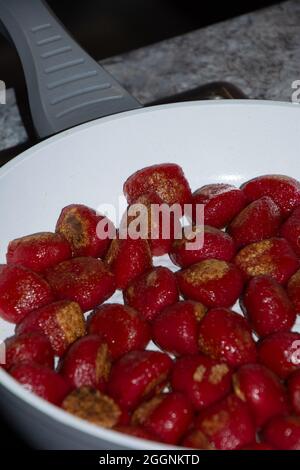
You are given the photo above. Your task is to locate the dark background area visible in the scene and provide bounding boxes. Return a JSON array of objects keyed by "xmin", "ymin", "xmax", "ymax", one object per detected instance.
[{"xmin": 0, "ymin": 0, "xmax": 283, "ymax": 449}]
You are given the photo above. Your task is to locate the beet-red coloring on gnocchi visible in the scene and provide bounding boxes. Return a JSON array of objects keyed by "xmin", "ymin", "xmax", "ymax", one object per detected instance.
[
  {"xmin": 241, "ymin": 275, "xmax": 296, "ymax": 337},
  {"xmin": 0, "ymin": 264, "xmax": 53, "ymax": 324},
  {"xmin": 280, "ymin": 206, "xmax": 300, "ymax": 256},
  {"xmin": 241, "ymin": 442, "xmax": 274, "ymax": 450},
  {"xmin": 123, "ymin": 163, "xmax": 192, "ymax": 208},
  {"xmin": 123, "ymin": 192, "xmax": 179, "ymax": 256},
  {"xmin": 6, "ymin": 232, "xmax": 71, "ymax": 273},
  {"xmin": 176, "ymin": 259, "xmax": 244, "ymax": 308},
  {"xmin": 288, "ymin": 370, "xmax": 300, "ymax": 416},
  {"xmin": 233, "ymin": 363, "xmax": 288, "ymax": 427},
  {"xmin": 123, "ymin": 266, "xmax": 179, "ymax": 322},
  {"xmin": 169, "ymin": 225, "xmax": 236, "ymax": 268},
  {"xmin": 263, "ymin": 415, "xmax": 300, "ymax": 450},
  {"xmin": 56, "ymin": 204, "xmax": 114, "ymax": 258},
  {"xmin": 10, "ymin": 363, "xmax": 70, "ymax": 405},
  {"xmin": 45, "ymin": 257, "xmax": 116, "ymax": 312},
  {"xmin": 107, "ymin": 350, "xmax": 172, "ymax": 410},
  {"xmin": 88, "ymin": 303, "xmax": 151, "ymax": 360},
  {"xmin": 104, "ymin": 238, "xmax": 152, "ymax": 290},
  {"xmin": 16, "ymin": 300, "xmax": 86, "ymax": 357},
  {"xmin": 257, "ymin": 331, "xmax": 300, "ymax": 379},
  {"xmin": 241, "ymin": 174, "xmax": 300, "ymax": 217},
  {"xmin": 234, "ymin": 238, "xmax": 299, "ymax": 284},
  {"xmin": 193, "ymin": 394, "xmax": 256, "ymax": 450},
  {"xmin": 228, "ymin": 196, "xmax": 281, "ymax": 248},
  {"xmin": 198, "ymin": 308, "xmax": 257, "ymax": 368},
  {"xmin": 4, "ymin": 333, "xmax": 54, "ymax": 370},
  {"xmin": 191, "ymin": 183, "xmax": 247, "ymax": 228},
  {"xmin": 171, "ymin": 354, "xmax": 232, "ymax": 411},
  {"xmin": 287, "ymin": 368, "xmax": 300, "ymax": 416},
  {"xmin": 59, "ymin": 335, "xmax": 112, "ymax": 392},
  {"xmin": 287, "ymin": 269, "xmax": 300, "ymax": 312},
  {"xmin": 152, "ymin": 301, "xmax": 206, "ymax": 356},
  {"xmin": 132, "ymin": 392, "xmax": 193, "ymax": 445}
]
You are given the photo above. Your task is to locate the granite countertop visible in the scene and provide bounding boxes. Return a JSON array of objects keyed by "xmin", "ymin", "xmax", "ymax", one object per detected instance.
[{"xmin": 0, "ymin": 0, "xmax": 299, "ymax": 151}]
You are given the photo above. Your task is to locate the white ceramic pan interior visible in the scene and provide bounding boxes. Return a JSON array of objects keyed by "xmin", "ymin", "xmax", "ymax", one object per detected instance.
[{"xmin": 0, "ymin": 100, "xmax": 300, "ymax": 449}]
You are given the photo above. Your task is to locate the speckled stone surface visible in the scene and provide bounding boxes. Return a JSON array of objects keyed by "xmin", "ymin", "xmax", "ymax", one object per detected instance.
[
  {"xmin": 0, "ymin": 0, "xmax": 299, "ymax": 151},
  {"xmin": 102, "ymin": 0, "xmax": 300, "ymax": 104},
  {"xmin": 0, "ymin": 88, "xmax": 27, "ymax": 150}
]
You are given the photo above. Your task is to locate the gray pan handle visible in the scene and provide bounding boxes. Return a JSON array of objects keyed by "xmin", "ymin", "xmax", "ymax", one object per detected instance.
[{"xmin": 0, "ymin": 0, "xmax": 141, "ymax": 138}]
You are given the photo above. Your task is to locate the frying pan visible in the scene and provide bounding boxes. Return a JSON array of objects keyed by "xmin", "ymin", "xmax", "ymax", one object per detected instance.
[{"xmin": 0, "ymin": 0, "xmax": 299, "ymax": 450}]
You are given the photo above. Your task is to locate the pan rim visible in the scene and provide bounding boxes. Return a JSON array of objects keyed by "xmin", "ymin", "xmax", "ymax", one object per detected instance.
[{"xmin": 0, "ymin": 99, "xmax": 297, "ymax": 180}]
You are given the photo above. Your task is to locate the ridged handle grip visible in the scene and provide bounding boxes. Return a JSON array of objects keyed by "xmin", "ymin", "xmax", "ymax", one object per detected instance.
[{"xmin": 0, "ymin": 0, "xmax": 141, "ymax": 138}]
